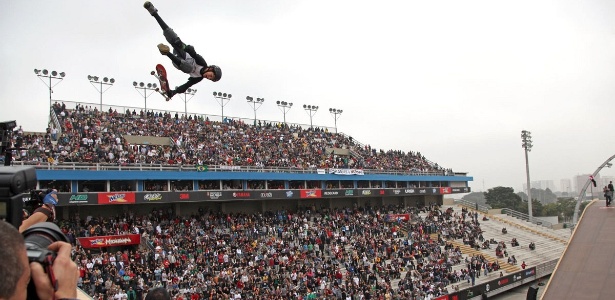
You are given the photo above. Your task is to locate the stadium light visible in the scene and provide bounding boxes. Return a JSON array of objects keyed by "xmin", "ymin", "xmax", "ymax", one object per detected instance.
[
  {"xmin": 522, "ymin": 130, "xmax": 533, "ymax": 221},
  {"xmin": 329, "ymin": 108, "xmax": 343, "ymax": 133},
  {"xmin": 34, "ymin": 68, "xmax": 66, "ymax": 122},
  {"xmin": 133, "ymin": 81, "xmax": 158, "ymax": 112},
  {"xmin": 88, "ymin": 74, "xmax": 115, "ymax": 111},
  {"xmin": 303, "ymin": 104, "xmax": 319, "ymax": 129},
  {"xmin": 178, "ymin": 88, "xmax": 197, "ymax": 117},
  {"xmin": 276, "ymin": 101, "xmax": 293, "ymax": 124},
  {"xmin": 213, "ymin": 91, "xmax": 232, "ymax": 122},
  {"xmin": 246, "ymin": 96, "xmax": 265, "ymax": 125}
]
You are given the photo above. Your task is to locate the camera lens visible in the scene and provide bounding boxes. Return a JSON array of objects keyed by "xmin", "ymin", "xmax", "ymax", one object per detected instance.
[{"xmin": 22, "ymin": 222, "xmax": 69, "ymax": 249}]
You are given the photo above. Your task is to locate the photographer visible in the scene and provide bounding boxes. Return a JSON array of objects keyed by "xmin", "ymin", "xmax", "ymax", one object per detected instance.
[
  {"xmin": 19, "ymin": 189, "xmax": 57, "ymax": 233},
  {"xmin": 0, "ymin": 221, "xmax": 79, "ymax": 300}
]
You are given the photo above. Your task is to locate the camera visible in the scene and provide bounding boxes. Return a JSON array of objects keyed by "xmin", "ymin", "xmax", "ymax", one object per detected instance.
[
  {"xmin": 0, "ymin": 166, "xmax": 37, "ymax": 228},
  {"xmin": 23, "ymin": 222, "xmax": 70, "ymax": 300},
  {"xmin": 1, "ymin": 166, "xmax": 69, "ymax": 300}
]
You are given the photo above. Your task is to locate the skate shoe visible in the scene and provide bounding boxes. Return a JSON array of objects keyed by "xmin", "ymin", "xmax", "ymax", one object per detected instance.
[
  {"xmin": 157, "ymin": 43, "xmax": 170, "ymax": 55},
  {"xmin": 144, "ymin": 1, "xmax": 158, "ymax": 15}
]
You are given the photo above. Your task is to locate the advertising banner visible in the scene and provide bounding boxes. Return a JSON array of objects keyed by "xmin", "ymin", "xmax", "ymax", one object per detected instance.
[
  {"xmin": 446, "ymin": 267, "xmax": 536, "ymax": 300},
  {"xmin": 78, "ymin": 234, "xmax": 141, "ymax": 248},
  {"xmin": 440, "ymin": 187, "xmax": 452, "ymax": 194},
  {"xmin": 451, "ymin": 187, "xmax": 471, "ymax": 193},
  {"xmin": 387, "ymin": 214, "xmax": 411, "ymax": 222},
  {"xmin": 328, "ymin": 168, "xmax": 364, "ymax": 175},
  {"xmin": 57, "ymin": 193, "xmax": 98, "ymax": 206},
  {"xmin": 300, "ymin": 189, "xmax": 322, "ymax": 199},
  {"xmin": 97, "ymin": 192, "xmax": 136, "ymax": 204}
]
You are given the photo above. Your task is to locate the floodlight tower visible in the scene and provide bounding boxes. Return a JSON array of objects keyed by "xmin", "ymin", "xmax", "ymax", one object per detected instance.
[
  {"xmin": 213, "ymin": 91, "xmax": 232, "ymax": 121},
  {"xmin": 34, "ymin": 69, "xmax": 65, "ymax": 121},
  {"xmin": 88, "ymin": 75, "xmax": 115, "ymax": 111},
  {"xmin": 133, "ymin": 81, "xmax": 158, "ymax": 112},
  {"xmin": 246, "ymin": 96, "xmax": 265, "ymax": 125},
  {"xmin": 303, "ymin": 104, "xmax": 319, "ymax": 128},
  {"xmin": 276, "ymin": 101, "xmax": 293, "ymax": 124},
  {"xmin": 178, "ymin": 88, "xmax": 197, "ymax": 117},
  {"xmin": 521, "ymin": 130, "xmax": 533, "ymax": 221},
  {"xmin": 329, "ymin": 108, "xmax": 343, "ymax": 133}
]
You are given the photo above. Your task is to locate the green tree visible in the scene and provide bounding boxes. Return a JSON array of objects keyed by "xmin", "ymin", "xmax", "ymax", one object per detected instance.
[
  {"xmin": 484, "ymin": 187, "xmax": 522, "ymax": 209},
  {"xmin": 541, "ymin": 202, "xmax": 560, "ymax": 217},
  {"xmin": 515, "ymin": 198, "xmax": 544, "ymax": 217},
  {"xmin": 461, "ymin": 192, "xmax": 486, "ymax": 206}
]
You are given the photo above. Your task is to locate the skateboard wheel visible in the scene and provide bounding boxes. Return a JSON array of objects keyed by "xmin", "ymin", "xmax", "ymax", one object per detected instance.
[
  {"xmin": 151, "ymin": 71, "xmax": 155, "ymax": 75},
  {"xmin": 155, "ymin": 88, "xmax": 159, "ymax": 91}
]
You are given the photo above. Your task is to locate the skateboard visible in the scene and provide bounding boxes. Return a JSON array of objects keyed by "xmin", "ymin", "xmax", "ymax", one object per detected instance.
[{"xmin": 151, "ymin": 64, "xmax": 171, "ymax": 101}]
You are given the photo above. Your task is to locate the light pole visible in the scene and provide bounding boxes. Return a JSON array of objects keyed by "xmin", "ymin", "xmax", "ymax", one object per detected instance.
[
  {"xmin": 276, "ymin": 101, "xmax": 293, "ymax": 124},
  {"xmin": 213, "ymin": 91, "xmax": 232, "ymax": 122},
  {"xmin": 246, "ymin": 96, "xmax": 264, "ymax": 125},
  {"xmin": 133, "ymin": 81, "xmax": 157, "ymax": 112},
  {"xmin": 329, "ymin": 108, "xmax": 343, "ymax": 133},
  {"xmin": 303, "ymin": 104, "xmax": 319, "ymax": 128},
  {"xmin": 34, "ymin": 69, "xmax": 65, "ymax": 121},
  {"xmin": 88, "ymin": 75, "xmax": 115, "ymax": 111},
  {"xmin": 521, "ymin": 130, "xmax": 533, "ymax": 221},
  {"xmin": 178, "ymin": 88, "xmax": 197, "ymax": 117}
]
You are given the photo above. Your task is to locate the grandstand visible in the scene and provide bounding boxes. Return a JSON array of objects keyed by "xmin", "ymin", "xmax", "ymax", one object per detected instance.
[{"xmin": 2, "ymin": 101, "xmax": 574, "ymax": 299}]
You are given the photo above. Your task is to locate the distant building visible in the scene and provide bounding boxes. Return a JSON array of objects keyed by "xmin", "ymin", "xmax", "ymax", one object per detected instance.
[{"xmin": 560, "ymin": 178, "xmax": 572, "ymax": 195}]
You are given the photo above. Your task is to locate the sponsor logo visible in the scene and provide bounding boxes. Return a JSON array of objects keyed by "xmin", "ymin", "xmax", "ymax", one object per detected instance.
[
  {"xmin": 108, "ymin": 194, "xmax": 128, "ymax": 203},
  {"xmin": 362, "ymin": 190, "xmax": 372, "ymax": 196},
  {"xmin": 452, "ymin": 188, "xmax": 461, "ymax": 192},
  {"xmin": 179, "ymin": 193, "xmax": 190, "ymax": 200},
  {"xmin": 405, "ymin": 189, "xmax": 415, "ymax": 194},
  {"xmin": 91, "ymin": 239, "xmax": 105, "ymax": 246},
  {"xmin": 105, "ymin": 237, "xmax": 132, "ymax": 245},
  {"xmin": 463, "ymin": 187, "xmax": 468, "ymax": 192},
  {"xmin": 260, "ymin": 192, "xmax": 273, "ymax": 198},
  {"xmin": 498, "ymin": 278, "xmax": 509, "ymax": 286},
  {"xmin": 286, "ymin": 191, "xmax": 294, "ymax": 198},
  {"xmin": 69, "ymin": 194, "xmax": 89, "ymax": 204},
  {"xmin": 232, "ymin": 192, "xmax": 251, "ymax": 198},
  {"xmin": 419, "ymin": 189, "xmax": 426, "ymax": 194},
  {"xmin": 323, "ymin": 191, "xmax": 340, "ymax": 196},
  {"xmin": 144, "ymin": 193, "xmax": 163, "ymax": 201},
  {"xmin": 440, "ymin": 187, "xmax": 451, "ymax": 194},
  {"xmin": 513, "ymin": 274, "xmax": 522, "ymax": 281},
  {"xmin": 432, "ymin": 188, "xmax": 437, "ymax": 193},
  {"xmin": 207, "ymin": 192, "xmax": 222, "ymax": 200},
  {"xmin": 379, "ymin": 190, "xmax": 385, "ymax": 195},
  {"xmin": 305, "ymin": 190, "xmax": 318, "ymax": 197},
  {"xmin": 393, "ymin": 190, "xmax": 401, "ymax": 195},
  {"xmin": 345, "ymin": 190, "xmax": 354, "ymax": 196},
  {"xmin": 525, "ymin": 269, "xmax": 535, "ymax": 276}
]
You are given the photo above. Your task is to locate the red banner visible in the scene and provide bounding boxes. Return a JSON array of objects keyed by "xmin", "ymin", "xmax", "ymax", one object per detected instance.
[
  {"xmin": 440, "ymin": 187, "xmax": 451, "ymax": 194},
  {"xmin": 300, "ymin": 189, "xmax": 322, "ymax": 198},
  {"xmin": 388, "ymin": 214, "xmax": 411, "ymax": 222},
  {"xmin": 98, "ymin": 192, "xmax": 136, "ymax": 204},
  {"xmin": 78, "ymin": 234, "xmax": 141, "ymax": 248}
]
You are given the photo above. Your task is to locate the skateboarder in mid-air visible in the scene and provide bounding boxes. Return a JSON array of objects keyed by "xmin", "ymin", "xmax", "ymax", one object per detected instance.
[{"xmin": 144, "ymin": 1, "xmax": 222, "ymax": 99}]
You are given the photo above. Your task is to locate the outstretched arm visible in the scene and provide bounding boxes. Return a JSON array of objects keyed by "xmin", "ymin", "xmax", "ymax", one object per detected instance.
[{"xmin": 173, "ymin": 77, "xmax": 204, "ymax": 95}]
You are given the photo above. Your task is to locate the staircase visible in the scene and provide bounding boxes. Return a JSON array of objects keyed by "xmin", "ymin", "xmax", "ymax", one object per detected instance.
[{"xmin": 448, "ymin": 240, "xmax": 520, "ymax": 274}]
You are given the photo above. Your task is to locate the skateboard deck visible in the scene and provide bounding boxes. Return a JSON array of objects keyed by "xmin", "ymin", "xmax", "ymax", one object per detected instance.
[{"xmin": 151, "ymin": 64, "xmax": 171, "ymax": 101}]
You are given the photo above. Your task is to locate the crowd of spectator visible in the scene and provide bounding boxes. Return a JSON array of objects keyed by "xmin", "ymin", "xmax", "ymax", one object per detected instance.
[
  {"xmin": 9, "ymin": 102, "xmax": 454, "ymax": 176},
  {"xmin": 51, "ymin": 203, "xmax": 516, "ymax": 300}
]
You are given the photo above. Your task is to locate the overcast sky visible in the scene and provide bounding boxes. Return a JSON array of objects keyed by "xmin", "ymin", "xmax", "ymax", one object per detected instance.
[{"xmin": 2, "ymin": 0, "xmax": 615, "ymax": 193}]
